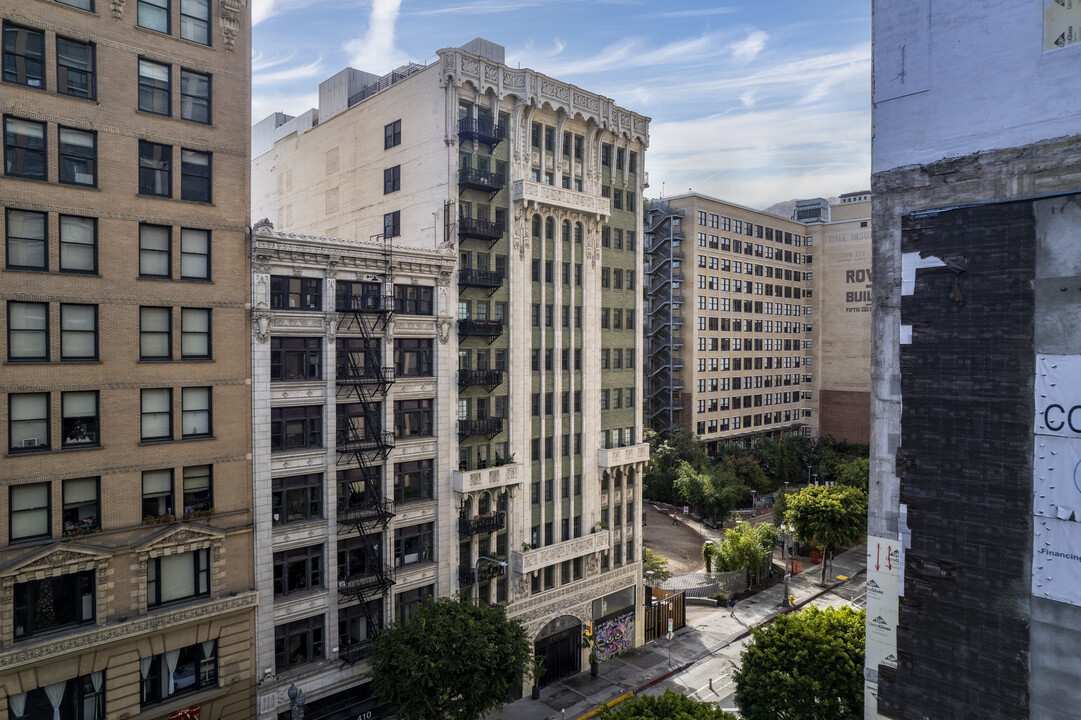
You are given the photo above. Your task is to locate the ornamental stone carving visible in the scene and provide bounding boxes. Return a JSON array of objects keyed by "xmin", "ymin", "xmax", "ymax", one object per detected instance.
[
  {"xmin": 253, "ymin": 311, "xmax": 271, "ymax": 343},
  {"xmin": 219, "ymin": 0, "xmax": 246, "ymax": 51},
  {"xmin": 111, "ymin": 0, "xmax": 124, "ymax": 19},
  {"xmin": 437, "ymin": 317, "xmax": 453, "ymax": 344}
]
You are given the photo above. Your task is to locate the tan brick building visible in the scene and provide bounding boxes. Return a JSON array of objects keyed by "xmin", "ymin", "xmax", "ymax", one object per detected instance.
[{"xmin": 0, "ymin": 1, "xmax": 255, "ymax": 718}]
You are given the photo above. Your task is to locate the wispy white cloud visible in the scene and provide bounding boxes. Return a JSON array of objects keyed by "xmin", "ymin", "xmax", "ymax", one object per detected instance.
[
  {"xmin": 731, "ymin": 30, "xmax": 769, "ymax": 63},
  {"xmin": 653, "ymin": 7, "xmax": 739, "ymax": 18},
  {"xmin": 343, "ymin": 0, "xmax": 411, "ymax": 74},
  {"xmin": 251, "ymin": 0, "xmax": 276, "ymax": 25},
  {"xmin": 253, "ymin": 56, "xmax": 325, "ymax": 85},
  {"xmin": 739, "ymin": 90, "xmax": 757, "ymax": 109},
  {"xmin": 521, "ymin": 31, "xmax": 729, "ymax": 77},
  {"xmin": 409, "ymin": 0, "xmax": 553, "ymax": 16}
]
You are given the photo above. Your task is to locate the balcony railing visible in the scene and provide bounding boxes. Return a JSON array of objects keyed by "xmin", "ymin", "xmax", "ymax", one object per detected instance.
[
  {"xmin": 597, "ymin": 442, "xmax": 650, "ymax": 468},
  {"xmin": 458, "ymin": 417, "xmax": 504, "ymax": 439},
  {"xmin": 336, "ymin": 293, "xmax": 392, "ymax": 314},
  {"xmin": 451, "ymin": 461, "xmax": 523, "ymax": 493},
  {"xmin": 458, "ymin": 566, "xmax": 477, "ymax": 585},
  {"xmin": 458, "ymin": 318, "xmax": 504, "ymax": 341},
  {"xmin": 340, "ymin": 643, "xmax": 375, "ymax": 664},
  {"xmin": 477, "ymin": 560, "xmax": 506, "ymax": 583},
  {"xmin": 511, "ymin": 531, "xmax": 610, "ymax": 575},
  {"xmin": 337, "ymin": 496, "xmax": 394, "ymax": 527},
  {"xmin": 458, "ymin": 368, "xmax": 504, "ymax": 390},
  {"xmin": 336, "ymin": 429, "xmax": 395, "ymax": 455},
  {"xmin": 458, "ymin": 117, "xmax": 506, "ymax": 147},
  {"xmin": 458, "ymin": 217, "xmax": 504, "ymax": 242},
  {"xmin": 336, "ymin": 363, "xmax": 394, "ymax": 386},
  {"xmin": 458, "ymin": 511, "xmax": 506, "ymax": 537},
  {"xmin": 458, "ymin": 268, "xmax": 505, "ymax": 291},
  {"xmin": 459, "ymin": 166, "xmax": 505, "ymax": 192},
  {"xmin": 337, "ymin": 564, "xmax": 396, "ymax": 601}
]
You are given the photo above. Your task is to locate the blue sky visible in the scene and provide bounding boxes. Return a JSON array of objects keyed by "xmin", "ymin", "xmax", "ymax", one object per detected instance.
[{"xmin": 252, "ymin": 0, "xmax": 870, "ymax": 209}]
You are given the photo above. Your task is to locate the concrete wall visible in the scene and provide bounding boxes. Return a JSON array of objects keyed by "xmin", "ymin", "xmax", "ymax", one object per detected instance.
[{"xmin": 873, "ymin": 1, "xmax": 1081, "ymax": 172}]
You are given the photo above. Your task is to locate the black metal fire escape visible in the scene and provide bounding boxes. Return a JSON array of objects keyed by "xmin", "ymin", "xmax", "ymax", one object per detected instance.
[
  {"xmin": 334, "ymin": 235, "xmax": 396, "ymax": 664},
  {"xmin": 644, "ymin": 201, "xmax": 685, "ymax": 436}
]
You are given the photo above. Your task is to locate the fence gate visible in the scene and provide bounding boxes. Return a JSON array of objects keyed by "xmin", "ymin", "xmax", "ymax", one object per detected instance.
[
  {"xmin": 533, "ymin": 617, "xmax": 582, "ymax": 686},
  {"xmin": 644, "ymin": 590, "xmax": 686, "ymax": 643}
]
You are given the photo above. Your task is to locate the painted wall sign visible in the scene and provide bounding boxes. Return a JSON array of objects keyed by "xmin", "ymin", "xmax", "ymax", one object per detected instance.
[{"xmin": 1045, "ymin": 0, "xmax": 1081, "ymax": 51}]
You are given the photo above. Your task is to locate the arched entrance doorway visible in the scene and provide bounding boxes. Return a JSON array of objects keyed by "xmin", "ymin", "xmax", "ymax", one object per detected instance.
[{"xmin": 533, "ymin": 616, "xmax": 581, "ymax": 686}]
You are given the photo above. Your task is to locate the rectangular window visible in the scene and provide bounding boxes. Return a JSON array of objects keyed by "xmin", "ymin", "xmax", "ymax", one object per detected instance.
[
  {"xmin": 7, "ymin": 301, "xmax": 47, "ymax": 361},
  {"xmin": 271, "ymin": 405, "xmax": 322, "ymax": 451},
  {"xmin": 139, "ymin": 224, "xmax": 170, "ymax": 277},
  {"xmin": 180, "ymin": 149, "xmax": 210, "ymax": 202},
  {"xmin": 384, "ymin": 119, "xmax": 401, "ymax": 149},
  {"xmin": 396, "ymin": 584, "xmax": 433, "ymax": 623},
  {"xmin": 55, "ymin": 36, "xmax": 95, "ymax": 101},
  {"xmin": 10, "ymin": 482, "xmax": 50, "ymax": 540},
  {"xmin": 58, "ymin": 127, "xmax": 96, "ymax": 186},
  {"xmin": 139, "ymin": 140, "xmax": 171, "ymax": 196},
  {"xmin": 59, "ymin": 214, "xmax": 96, "ymax": 272},
  {"xmin": 393, "ymin": 284, "xmax": 433, "ymax": 315},
  {"xmin": 394, "ymin": 398, "xmax": 432, "ymax": 438},
  {"xmin": 147, "ymin": 548, "xmax": 209, "ymax": 606},
  {"xmin": 3, "ymin": 23, "xmax": 44, "ymax": 88},
  {"xmin": 14, "ymin": 570, "xmax": 95, "ymax": 641},
  {"xmin": 182, "ymin": 464, "xmax": 212, "ymax": 515},
  {"xmin": 384, "ymin": 165, "xmax": 400, "ymax": 193},
  {"xmin": 180, "ymin": 0, "xmax": 210, "ymax": 44},
  {"xmin": 181, "ymin": 386, "xmax": 211, "ymax": 437},
  {"xmin": 271, "ymin": 275, "xmax": 321, "ymax": 310},
  {"xmin": 271, "ymin": 337, "xmax": 321, "ymax": 381},
  {"xmin": 138, "ymin": 59, "xmax": 170, "ymax": 114},
  {"xmin": 137, "ymin": 0, "xmax": 170, "ymax": 33},
  {"xmin": 141, "ymin": 641, "xmax": 218, "ymax": 707},
  {"xmin": 394, "ymin": 522, "xmax": 433, "ymax": 567},
  {"xmin": 383, "ymin": 210, "xmax": 401, "ymax": 238},
  {"xmin": 180, "ymin": 227, "xmax": 209, "ymax": 279},
  {"xmin": 272, "ymin": 473, "xmax": 322, "ymax": 525},
  {"xmin": 62, "ymin": 476, "xmax": 99, "ymax": 533},
  {"xmin": 394, "ymin": 459, "xmax": 433, "ymax": 503},
  {"xmin": 140, "ymin": 306, "xmax": 171, "ymax": 359},
  {"xmin": 4, "ymin": 116, "xmax": 46, "ymax": 180},
  {"xmin": 394, "ymin": 337, "xmax": 431, "ymax": 376},
  {"xmin": 140, "ymin": 388, "xmax": 172, "ymax": 440},
  {"xmin": 180, "ymin": 307, "xmax": 210, "ymax": 358},
  {"xmin": 9, "ymin": 392, "xmax": 49, "ymax": 452},
  {"xmin": 179, "ymin": 68, "xmax": 210, "ymax": 123},
  {"xmin": 61, "ymin": 390, "xmax": 98, "ymax": 448},
  {"xmin": 142, "ymin": 469, "xmax": 173, "ymax": 520},
  {"xmin": 5, "ymin": 208, "xmax": 46, "ymax": 269},
  {"xmin": 273, "ymin": 545, "xmax": 323, "ymax": 597}
]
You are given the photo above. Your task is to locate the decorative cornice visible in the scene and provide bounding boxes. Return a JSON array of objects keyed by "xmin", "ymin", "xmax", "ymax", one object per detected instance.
[
  {"xmin": 0, "ymin": 592, "xmax": 258, "ymax": 668},
  {"xmin": 0, "ymin": 378, "xmax": 247, "ymax": 394}
]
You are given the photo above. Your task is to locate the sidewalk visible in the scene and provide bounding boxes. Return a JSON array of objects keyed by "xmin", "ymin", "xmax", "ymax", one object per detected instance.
[{"xmin": 487, "ymin": 541, "xmax": 867, "ymax": 720}]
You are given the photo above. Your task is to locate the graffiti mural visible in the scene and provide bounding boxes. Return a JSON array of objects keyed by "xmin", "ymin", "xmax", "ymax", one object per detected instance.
[{"xmin": 594, "ymin": 611, "xmax": 635, "ymax": 661}]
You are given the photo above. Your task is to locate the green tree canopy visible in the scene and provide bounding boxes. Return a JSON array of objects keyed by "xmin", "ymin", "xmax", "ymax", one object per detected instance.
[
  {"xmin": 784, "ymin": 484, "xmax": 867, "ymax": 584},
  {"xmin": 371, "ymin": 597, "xmax": 531, "ymax": 720},
  {"xmin": 600, "ymin": 689, "xmax": 737, "ymax": 719},
  {"xmin": 712, "ymin": 521, "xmax": 779, "ymax": 585},
  {"xmin": 834, "ymin": 457, "xmax": 870, "ymax": 492},
  {"xmin": 673, "ymin": 461, "xmax": 743, "ymax": 522},
  {"xmin": 643, "ymin": 547, "xmax": 672, "ymax": 583},
  {"xmin": 734, "ymin": 606, "xmax": 865, "ymax": 720}
]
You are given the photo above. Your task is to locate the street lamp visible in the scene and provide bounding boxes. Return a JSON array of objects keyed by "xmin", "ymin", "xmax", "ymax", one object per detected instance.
[
  {"xmin": 780, "ymin": 524, "xmax": 794, "ymax": 608},
  {"xmin": 806, "ymin": 465, "xmax": 811, "ymax": 486},
  {"xmin": 812, "ymin": 473, "xmax": 818, "ymax": 486},
  {"xmin": 645, "ymin": 570, "xmax": 655, "ymax": 608},
  {"xmin": 287, "ymin": 684, "xmax": 305, "ymax": 720},
  {"xmin": 474, "ymin": 555, "xmax": 507, "ymax": 605},
  {"xmin": 751, "ymin": 489, "xmax": 757, "ymax": 510}
]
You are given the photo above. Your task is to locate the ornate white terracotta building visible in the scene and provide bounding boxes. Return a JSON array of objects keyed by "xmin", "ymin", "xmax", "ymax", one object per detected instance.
[{"xmin": 250, "ymin": 38, "xmax": 649, "ymax": 717}]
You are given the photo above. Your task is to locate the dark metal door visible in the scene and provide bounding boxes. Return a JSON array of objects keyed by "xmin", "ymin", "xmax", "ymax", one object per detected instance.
[{"xmin": 534, "ymin": 625, "xmax": 581, "ymax": 686}]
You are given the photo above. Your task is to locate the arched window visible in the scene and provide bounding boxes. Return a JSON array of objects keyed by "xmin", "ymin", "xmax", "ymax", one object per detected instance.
[
  {"xmin": 532, "ymin": 214, "xmax": 542, "ymax": 238},
  {"xmin": 574, "ymin": 223, "xmax": 583, "ymax": 244},
  {"xmin": 545, "ymin": 216, "xmax": 555, "ymax": 241},
  {"xmin": 478, "ymin": 492, "xmax": 491, "ymax": 515}
]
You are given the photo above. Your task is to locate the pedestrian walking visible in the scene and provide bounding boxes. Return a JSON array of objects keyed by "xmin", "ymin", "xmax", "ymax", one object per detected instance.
[{"xmin": 671, "ymin": 513, "xmax": 678, "ymax": 525}]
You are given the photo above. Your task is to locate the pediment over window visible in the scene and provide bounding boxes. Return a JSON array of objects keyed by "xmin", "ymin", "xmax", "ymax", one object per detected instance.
[
  {"xmin": 0, "ymin": 544, "xmax": 111, "ymax": 581},
  {"xmin": 135, "ymin": 524, "xmax": 226, "ymax": 555}
]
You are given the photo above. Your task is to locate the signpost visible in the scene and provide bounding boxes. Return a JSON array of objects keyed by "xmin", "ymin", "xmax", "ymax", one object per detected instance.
[{"xmin": 667, "ymin": 618, "xmax": 674, "ymax": 667}]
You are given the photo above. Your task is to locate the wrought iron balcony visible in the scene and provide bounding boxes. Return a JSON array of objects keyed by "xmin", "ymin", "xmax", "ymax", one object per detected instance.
[
  {"xmin": 458, "ymin": 566, "xmax": 477, "ymax": 585},
  {"xmin": 458, "ymin": 117, "xmax": 506, "ymax": 147},
  {"xmin": 458, "ymin": 511, "xmax": 506, "ymax": 537},
  {"xmin": 458, "ymin": 268, "xmax": 504, "ymax": 292},
  {"xmin": 458, "ymin": 217, "xmax": 504, "ymax": 242},
  {"xmin": 459, "ymin": 166, "xmax": 505, "ymax": 192},
  {"xmin": 458, "ymin": 318, "xmax": 504, "ymax": 342},
  {"xmin": 458, "ymin": 368, "xmax": 504, "ymax": 390},
  {"xmin": 457, "ymin": 417, "xmax": 504, "ymax": 440}
]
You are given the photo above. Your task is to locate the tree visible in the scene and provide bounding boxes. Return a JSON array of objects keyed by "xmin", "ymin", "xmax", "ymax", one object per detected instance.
[
  {"xmin": 784, "ymin": 485, "xmax": 867, "ymax": 585},
  {"xmin": 734, "ymin": 606, "xmax": 865, "ymax": 720},
  {"xmin": 643, "ymin": 547, "xmax": 672, "ymax": 582},
  {"xmin": 644, "ymin": 428, "xmax": 710, "ymax": 504},
  {"xmin": 713, "ymin": 522, "xmax": 779, "ymax": 586},
  {"xmin": 600, "ymin": 688, "xmax": 737, "ymax": 719},
  {"xmin": 721, "ymin": 455, "xmax": 772, "ymax": 494},
  {"xmin": 371, "ymin": 597, "xmax": 531, "ymax": 720},
  {"xmin": 834, "ymin": 457, "xmax": 869, "ymax": 492}
]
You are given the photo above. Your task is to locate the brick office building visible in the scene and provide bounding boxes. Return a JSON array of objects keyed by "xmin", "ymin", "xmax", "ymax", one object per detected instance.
[{"xmin": 0, "ymin": 1, "xmax": 255, "ymax": 718}]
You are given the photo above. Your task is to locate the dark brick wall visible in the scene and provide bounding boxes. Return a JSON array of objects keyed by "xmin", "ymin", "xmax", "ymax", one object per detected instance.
[
  {"xmin": 878, "ymin": 202, "xmax": 1035, "ymax": 720},
  {"xmin": 818, "ymin": 390, "xmax": 870, "ymax": 444}
]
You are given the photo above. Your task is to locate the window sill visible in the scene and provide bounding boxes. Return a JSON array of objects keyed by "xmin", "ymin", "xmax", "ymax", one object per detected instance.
[
  {"xmin": 59, "ymin": 442, "xmax": 102, "ymax": 453},
  {"xmin": 6, "ymin": 447, "xmax": 52, "ymax": 458},
  {"xmin": 130, "ymin": 683, "xmax": 232, "ymax": 720},
  {"xmin": 58, "ymin": 180, "xmax": 99, "ymax": 190}
]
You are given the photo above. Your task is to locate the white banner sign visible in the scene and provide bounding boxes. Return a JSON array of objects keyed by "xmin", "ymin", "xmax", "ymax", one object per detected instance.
[
  {"xmin": 1035, "ymin": 355, "xmax": 1081, "ymax": 438},
  {"xmin": 1033, "ymin": 435, "xmax": 1081, "ymax": 521},
  {"xmin": 1033, "ymin": 515, "xmax": 1081, "ymax": 605}
]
